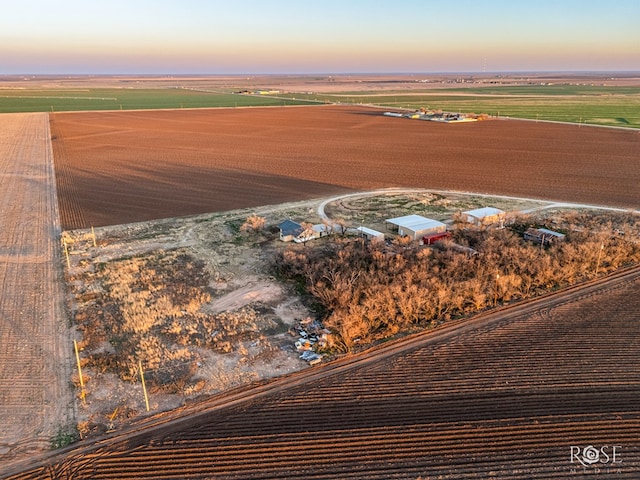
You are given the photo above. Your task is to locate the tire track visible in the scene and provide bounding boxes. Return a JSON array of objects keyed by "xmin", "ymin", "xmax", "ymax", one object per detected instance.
[{"xmin": 0, "ymin": 113, "xmax": 73, "ymax": 463}]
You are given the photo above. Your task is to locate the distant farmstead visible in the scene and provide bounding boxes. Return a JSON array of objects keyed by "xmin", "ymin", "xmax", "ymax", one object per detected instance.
[{"xmin": 385, "ymin": 214, "xmax": 447, "ymax": 240}]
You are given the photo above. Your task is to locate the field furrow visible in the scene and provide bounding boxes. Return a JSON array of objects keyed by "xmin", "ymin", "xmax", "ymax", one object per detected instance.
[
  {"xmin": 4, "ymin": 268, "xmax": 639, "ymax": 479},
  {"xmin": 49, "ymin": 106, "xmax": 640, "ymax": 230},
  {"xmin": 0, "ymin": 113, "xmax": 73, "ymax": 462}
]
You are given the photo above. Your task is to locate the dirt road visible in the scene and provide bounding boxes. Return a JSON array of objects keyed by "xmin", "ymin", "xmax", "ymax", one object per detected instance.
[{"xmin": 0, "ymin": 114, "xmax": 73, "ymax": 461}]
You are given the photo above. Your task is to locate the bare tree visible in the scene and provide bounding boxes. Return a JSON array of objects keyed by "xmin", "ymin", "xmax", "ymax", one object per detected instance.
[{"xmin": 240, "ymin": 214, "xmax": 266, "ymax": 234}]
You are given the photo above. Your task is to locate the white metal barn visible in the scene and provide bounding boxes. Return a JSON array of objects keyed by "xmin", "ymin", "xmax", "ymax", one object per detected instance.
[
  {"xmin": 462, "ymin": 207, "xmax": 506, "ymax": 227},
  {"xmin": 385, "ymin": 214, "xmax": 446, "ymax": 240}
]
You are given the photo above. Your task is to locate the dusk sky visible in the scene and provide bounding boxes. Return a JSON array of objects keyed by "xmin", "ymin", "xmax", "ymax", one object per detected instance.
[{"xmin": 1, "ymin": 0, "xmax": 638, "ymax": 74}]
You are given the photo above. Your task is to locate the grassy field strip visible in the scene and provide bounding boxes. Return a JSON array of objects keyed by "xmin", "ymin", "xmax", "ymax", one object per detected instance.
[
  {"xmin": 275, "ymin": 85, "xmax": 640, "ymax": 128},
  {"xmin": 0, "ymin": 88, "xmax": 317, "ymax": 113},
  {"xmin": 0, "ymin": 96, "xmax": 118, "ymax": 102},
  {"xmin": 1, "ymin": 84, "xmax": 638, "ymax": 128}
]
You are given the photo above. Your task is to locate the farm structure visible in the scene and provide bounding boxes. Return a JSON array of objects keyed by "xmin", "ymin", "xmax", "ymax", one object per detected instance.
[
  {"xmin": 421, "ymin": 231, "xmax": 451, "ymax": 245},
  {"xmin": 385, "ymin": 110, "xmax": 480, "ymax": 123},
  {"xmin": 277, "ymin": 219, "xmax": 303, "ymax": 242},
  {"xmin": 524, "ymin": 227, "xmax": 566, "ymax": 246},
  {"xmin": 385, "ymin": 214, "xmax": 447, "ymax": 240},
  {"xmin": 461, "ymin": 206, "xmax": 506, "ymax": 227},
  {"xmin": 49, "ymin": 105, "xmax": 640, "ymax": 230},
  {"xmin": 278, "ymin": 219, "xmax": 330, "ymax": 243},
  {"xmin": 356, "ymin": 226, "xmax": 385, "ymax": 243}
]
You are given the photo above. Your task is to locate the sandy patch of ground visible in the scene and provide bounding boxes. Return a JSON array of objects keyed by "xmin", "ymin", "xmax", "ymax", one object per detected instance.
[
  {"xmin": 0, "ymin": 113, "xmax": 73, "ymax": 463},
  {"xmin": 209, "ymin": 282, "xmax": 284, "ymax": 313}
]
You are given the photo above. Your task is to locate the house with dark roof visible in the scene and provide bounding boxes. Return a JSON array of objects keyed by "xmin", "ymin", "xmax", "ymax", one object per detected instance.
[{"xmin": 278, "ymin": 220, "xmax": 303, "ymax": 242}]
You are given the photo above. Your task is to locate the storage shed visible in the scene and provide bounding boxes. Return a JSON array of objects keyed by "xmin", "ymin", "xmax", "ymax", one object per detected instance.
[
  {"xmin": 524, "ymin": 227, "xmax": 565, "ymax": 246},
  {"xmin": 356, "ymin": 226, "xmax": 385, "ymax": 243},
  {"xmin": 421, "ymin": 231, "xmax": 451, "ymax": 245},
  {"xmin": 462, "ymin": 207, "xmax": 505, "ymax": 227},
  {"xmin": 385, "ymin": 214, "xmax": 446, "ymax": 240}
]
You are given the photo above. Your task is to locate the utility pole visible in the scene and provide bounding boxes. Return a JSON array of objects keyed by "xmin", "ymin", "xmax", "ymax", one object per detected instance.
[
  {"xmin": 139, "ymin": 360, "xmax": 150, "ymax": 412},
  {"xmin": 595, "ymin": 243, "xmax": 604, "ymax": 276},
  {"xmin": 74, "ymin": 340, "xmax": 86, "ymax": 405}
]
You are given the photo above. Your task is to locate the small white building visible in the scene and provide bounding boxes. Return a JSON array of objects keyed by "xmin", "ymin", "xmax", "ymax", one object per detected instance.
[
  {"xmin": 462, "ymin": 207, "xmax": 506, "ymax": 227},
  {"xmin": 385, "ymin": 214, "xmax": 447, "ymax": 240},
  {"xmin": 356, "ymin": 226, "xmax": 385, "ymax": 243},
  {"xmin": 278, "ymin": 220, "xmax": 333, "ymax": 243}
]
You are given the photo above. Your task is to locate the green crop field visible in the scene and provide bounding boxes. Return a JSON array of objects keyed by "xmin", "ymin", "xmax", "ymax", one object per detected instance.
[
  {"xmin": 0, "ymin": 88, "xmax": 319, "ymax": 113},
  {"xmin": 2, "ymin": 83, "xmax": 638, "ymax": 129},
  {"xmin": 276, "ymin": 85, "xmax": 640, "ymax": 128}
]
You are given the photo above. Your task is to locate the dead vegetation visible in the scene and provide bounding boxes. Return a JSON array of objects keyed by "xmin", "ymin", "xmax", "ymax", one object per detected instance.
[
  {"xmin": 275, "ymin": 210, "xmax": 640, "ymax": 351},
  {"xmin": 65, "ymin": 225, "xmax": 308, "ymax": 436},
  {"xmin": 60, "ymin": 193, "xmax": 640, "ymax": 441}
]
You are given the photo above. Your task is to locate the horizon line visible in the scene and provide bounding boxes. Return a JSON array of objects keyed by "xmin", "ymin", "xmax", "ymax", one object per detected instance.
[{"xmin": 2, "ymin": 70, "xmax": 640, "ymax": 78}]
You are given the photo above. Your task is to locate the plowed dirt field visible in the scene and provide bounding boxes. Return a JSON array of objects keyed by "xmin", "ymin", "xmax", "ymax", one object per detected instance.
[
  {"xmin": 50, "ymin": 105, "xmax": 640, "ymax": 230},
  {"xmin": 0, "ymin": 113, "xmax": 73, "ymax": 460},
  {"xmin": 4, "ymin": 267, "xmax": 640, "ymax": 479}
]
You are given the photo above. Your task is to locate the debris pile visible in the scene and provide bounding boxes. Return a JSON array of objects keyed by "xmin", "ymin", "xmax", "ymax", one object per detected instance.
[{"xmin": 291, "ymin": 317, "xmax": 329, "ymax": 365}]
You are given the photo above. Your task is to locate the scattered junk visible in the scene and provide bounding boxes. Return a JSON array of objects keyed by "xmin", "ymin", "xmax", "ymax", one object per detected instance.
[
  {"xmin": 524, "ymin": 227, "xmax": 566, "ymax": 246},
  {"xmin": 299, "ymin": 350, "xmax": 323, "ymax": 365},
  {"xmin": 291, "ymin": 317, "xmax": 329, "ymax": 365}
]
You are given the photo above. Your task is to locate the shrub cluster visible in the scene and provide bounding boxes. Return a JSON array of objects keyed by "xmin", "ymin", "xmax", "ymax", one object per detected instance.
[
  {"xmin": 274, "ymin": 212, "xmax": 640, "ymax": 351},
  {"xmin": 74, "ymin": 250, "xmax": 210, "ymax": 392}
]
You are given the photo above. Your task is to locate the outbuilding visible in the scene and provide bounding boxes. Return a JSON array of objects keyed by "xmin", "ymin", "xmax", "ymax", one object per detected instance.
[
  {"xmin": 421, "ymin": 231, "xmax": 451, "ymax": 245},
  {"xmin": 524, "ymin": 227, "xmax": 565, "ymax": 246},
  {"xmin": 462, "ymin": 207, "xmax": 506, "ymax": 227},
  {"xmin": 385, "ymin": 214, "xmax": 447, "ymax": 240},
  {"xmin": 356, "ymin": 226, "xmax": 385, "ymax": 243}
]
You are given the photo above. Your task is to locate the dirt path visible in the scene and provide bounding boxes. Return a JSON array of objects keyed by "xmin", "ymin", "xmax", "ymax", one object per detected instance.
[
  {"xmin": 316, "ymin": 187, "xmax": 640, "ymax": 222},
  {"xmin": 0, "ymin": 113, "xmax": 73, "ymax": 462}
]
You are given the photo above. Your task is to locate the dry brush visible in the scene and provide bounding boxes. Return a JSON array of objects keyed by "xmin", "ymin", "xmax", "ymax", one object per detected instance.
[{"xmin": 275, "ymin": 211, "xmax": 640, "ymax": 351}]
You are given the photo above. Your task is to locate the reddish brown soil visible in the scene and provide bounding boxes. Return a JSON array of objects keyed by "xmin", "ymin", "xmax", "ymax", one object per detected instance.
[
  {"xmin": 5, "ymin": 268, "xmax": 640, "ymax": 479},
  {"xmin": 50, "ymin": 106, "xmax": 640, "ymax": 230}
]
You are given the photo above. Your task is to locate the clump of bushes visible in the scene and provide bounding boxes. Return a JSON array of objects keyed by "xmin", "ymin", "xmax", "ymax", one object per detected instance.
[
  {"xmin": 74, "ymin": 250, "xmax": 211, "ymax": 391},
  {"xmin": 72, "ymin": 248, "xmax": 281, "ymax": 394},
  {"xmin": 274, "ymin": 211, "xmax": 640, "ymax": 351}
]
